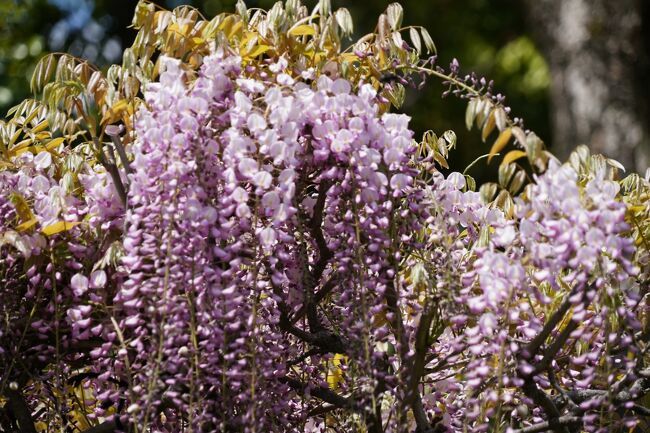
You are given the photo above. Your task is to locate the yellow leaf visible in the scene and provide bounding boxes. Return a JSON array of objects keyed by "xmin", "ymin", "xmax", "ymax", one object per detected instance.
[
  {"xmin": 288, "ymin": 24, "xmax": 317, "ymax": 37},
  {"xmin": 377, "ymin": 49, "xmax": 387, "ymax": 68},
  {"xmin": 31, "ymin": 119, "xmax": 50, "ymax": 134},
  {"xmin": 240, "ymin": 33, "xmax": 260, "ymax": 56},
  {"xmin": 167, "ymin": 22, "xmax": 189, "ymax": 36},
  {"xmin": 340, "ymin": 53, "xmax": 359, "ymax": 62},
  {"xmin": 46, "ymin": 137, "xmax": 66, "ymax": 151},
  {"xmin": 12, "ymin": 138, "xmax": 33, "ymax": 152},
  {"xmin": 41, "ymin": 221, "xmax": 80, "ymax": 236},
  {"xmin": 228, "ymin": 20, "xmax": 243, "ymax": 39},
  {"xmin": 373, "ymin": 308, "xmax": 388, "ymax": 328},
  {"xmin": 16, "ymin": 218, "xmax": 38, "ymax": 232},
  {"xmin": 9, "ymin": 193, "xmax": 33, "ymax": 222},
  {"xmin": 101, "ymin": 99, "xmax": 130, "ymax": 127},
  {"xmin": 191, "ymin": 37, "xmax": 205, "ymax": 46},
  {"xmin": 239, "ymin": 32, "xmax": 257, "ymax": 50},
  {"xmin": 501, "ymin": 150, "xmax": 527, "ymax": 167},
  {"xmin": 9, "ymin": 130, "xmax": 22, "ymax": 146},
  {"xmin": 244, "ymin": 44, "xmax": 271, "ymax": 59},
  {"xmin": 153, "ymin": 10, "xmax": 166, "ymax": 25},
  {"xmin": 481, "ymin": 110, "xmax": 496, "ymax": 142},
  {"xmin": 216, "ymin": 15, "xmax": 234, "ymax": 34},
  {"xmin": 23, "ymin": 109, "xmax": 40, "ymax": 125},
  {"xmin": 12, "ymin": 147, "xmax": 31, "ymax": 157},
  {"xmin": 110, "ymin": 99, "xmax": 129, "ymax": 113},
  {"xmin": 14, "ymin": 145, "xmax": 43, "ymax": 157},
  {"xmin": 327, "ymin": 354, "xmax": 347, "ymax": 390},
  {"xmin": 488, "ymin": 128, "xmax": 512, "ymax": 163}
]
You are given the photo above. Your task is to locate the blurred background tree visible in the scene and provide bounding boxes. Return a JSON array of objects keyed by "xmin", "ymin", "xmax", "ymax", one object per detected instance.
[
  {"xmin": 1, "ymin": 0, "xmax": 647, "ymax": 175},
  {"xmin": 525, "ymin": 0, "xmax": 650, "ymax": 172}
]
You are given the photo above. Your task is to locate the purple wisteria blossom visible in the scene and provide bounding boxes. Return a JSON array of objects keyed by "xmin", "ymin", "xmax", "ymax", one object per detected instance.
[{"xmin": 0, "ymin": 33, "xmax": 647, "ymax": 433}]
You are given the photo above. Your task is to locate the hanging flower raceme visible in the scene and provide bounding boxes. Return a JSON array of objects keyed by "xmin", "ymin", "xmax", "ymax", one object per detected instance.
[
  {"xmin": 0, "ymin": 140, "xmax": 126, "ymax": 419},
  {"xmin": 427, "ymin": 159, "xmax": 640, "ymax": 432},
  {"xmin": 2, "ymin": 3, "xmax": 649, "ymax": 432},
  {"xmin": 100, "ymin": 48, "xmax": 440, "ymax": 432}
]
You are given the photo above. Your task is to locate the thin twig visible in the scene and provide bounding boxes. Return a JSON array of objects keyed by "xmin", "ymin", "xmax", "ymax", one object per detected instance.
[
  {"xmin": 108, "ymin": 133, "xmax": 133, "ymax": 174},
  {"xmin": 93, "ymin": 137, "xmax": 128, "ymax": 207},
  {"xmin": 524, "ymin": 297, "xmax": 573, "ymax": 359},
  {"xmin": 521, "ymin": 378, "xmax": 570, "ymax": 433}
]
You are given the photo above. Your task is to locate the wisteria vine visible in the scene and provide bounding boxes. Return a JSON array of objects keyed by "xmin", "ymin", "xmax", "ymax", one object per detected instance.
[{"xmin": 1, "ymin": 2, "xmax": 650, "ymax": 433}]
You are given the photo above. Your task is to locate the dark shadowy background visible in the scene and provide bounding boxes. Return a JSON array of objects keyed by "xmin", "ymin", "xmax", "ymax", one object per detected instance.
[{"xmin": 1, "ymin": 0, "xmax": 648, "ymax": 176}]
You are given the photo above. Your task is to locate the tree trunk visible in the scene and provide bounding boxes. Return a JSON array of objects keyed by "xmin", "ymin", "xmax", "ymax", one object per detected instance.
[{"xmin": 525, "ymin": 0, "xmax": 650, "ymax": 173}]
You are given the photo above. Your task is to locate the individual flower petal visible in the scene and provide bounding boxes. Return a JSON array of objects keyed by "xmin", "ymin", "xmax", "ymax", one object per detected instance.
[
  {"xmin": 34, "ymin": 152, "xmax": 52, "ymax": 170},
  {"xmin": 90, "ymin": 270, "xmax": 107, "ymax": 289},
  {"xmin": 70, "ymin": 273, "xmax": 89, "ymax": 297}
]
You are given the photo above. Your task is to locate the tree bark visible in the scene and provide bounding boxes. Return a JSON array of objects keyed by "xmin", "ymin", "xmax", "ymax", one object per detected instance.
[{"xmin": 525, "ymin": 0, "xmax": 650, "ymax": 173}]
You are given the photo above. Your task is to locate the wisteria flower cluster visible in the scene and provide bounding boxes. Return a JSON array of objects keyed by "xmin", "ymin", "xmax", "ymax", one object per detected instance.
[
  {"xmin": 418, "ymin": 161, "xmax": 642, "ymax": 432},
  {"xmin": 1, "ymin": 2, "xmax": 649, "ymax": 433}
]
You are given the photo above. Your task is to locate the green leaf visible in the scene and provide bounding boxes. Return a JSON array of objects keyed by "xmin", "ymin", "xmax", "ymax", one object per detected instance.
[
  {"xmin": 319, "ymin": 0, "xmax": 331, "ymax": 19},
  {"xmin": 385, "ymin": 83, "xmax": 405, "ymax": 108},
  {"xmin": 475, "ymin": 98, "xmax": 489, "ymax": 128},
  {"xmin": 479, "ymin": 182, "xmax": 498, "ymax": 204},
  {"xmin": 335, "ymin": 8, "xmax": 353, "ymax": 36},
  {"xmin": 55, "ymin": 54, "xmax": 74, "ymax": 82},
  {"xmin": 477, "ymin": 225, "xmax": 490, "ymax": 247},
  {"xmin": 442, "ymin": 130, "xmax": 457, "ymax": 149},
  {"xmin": 525, "ymin": 132, "xmax": 544, "ymax": 161},
  {"xmin": 45, "ymin": 137, "xmax": 66, "ymax": 151},
  {"xmin": 495, "ymin": 190, "xmax": 514, "ymax": 216},
  {"xmin": 122, "ymin": 48, "xmax": 136, "ymax": 74},
  {"xmin": 498, "ymin": 162, "xmax": 516, "ymax": 188},
  {"xmin": 494, "ymin": 107, "xmax": 507, "ymax": 131},
  {"xmin": 511, "ymin": 126, "xmax": 527, "ymax": 147},
  {"xmin": 606, "ymin": 158, "xmax": 625, "ymax": 173},
  {"xmin": 419, "ymin": 27, "xmax": 436, "ymax": 54},
  {"xmin": 465, "ymin": 98, "xmax": 478, "ymax": 130},
  {"xmin": 132, "ymin": 1, "xmax": 155, "ymax": 28},
  {"xmin": 31, "ymin": 54, "xmax": 58, "ymax": 94},
  {"xmin": 386, "ymin": 3, "xmax": 403, "ymax": 30},
  {"xmin": 508, "ymin": 170, "xmax": 527, "ymax": 195},
  {"xmin": 465, "ymin": 174, "xmax": 476, "ymax": 191},
  {"xmin": 236, "ymin": 0, "xmax": 248, "ymax": 22},
  {"xmin": 390, "ymin": 31, "xmax": 403, "ymax": 48},
  {"xmin": 409, "ymin": 27, "xmax": 421, "ymax": 53}
]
